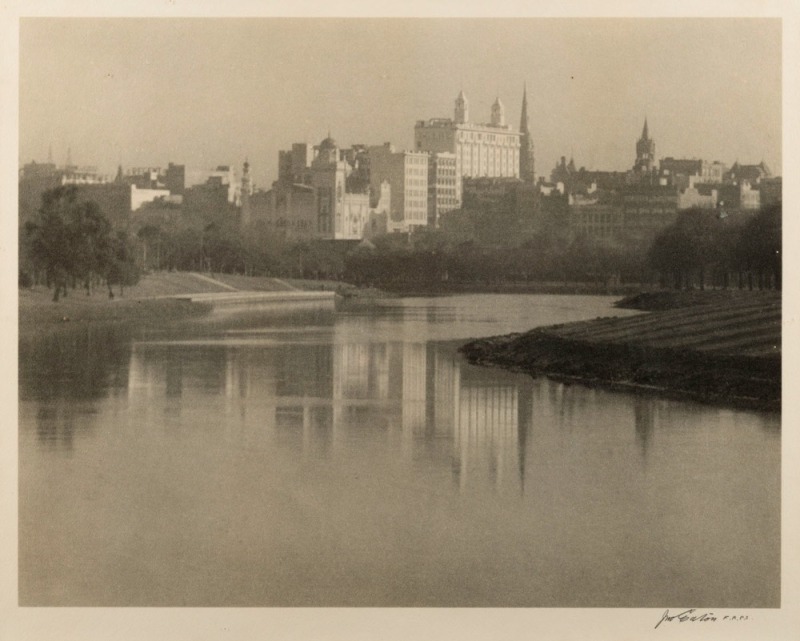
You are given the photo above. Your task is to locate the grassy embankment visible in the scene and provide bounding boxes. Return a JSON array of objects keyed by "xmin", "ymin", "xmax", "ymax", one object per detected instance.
[
  {"xmin": 18, "ymin": 272, "xmax": 345, "ymax": 340},
  {"xmin": 18, "ymin": 272, "xmax": 395, "ymax": 340},
  {"xmin": 461, "ymin": 289, "xmax": 781, "ymax": 411}
]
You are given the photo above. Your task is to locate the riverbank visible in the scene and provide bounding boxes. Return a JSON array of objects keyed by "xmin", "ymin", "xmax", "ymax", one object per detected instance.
[
  {"xmin": 19, "ymin": 289, "xmax": 212, "ymax": 340},
  {"xmin": 18, "ymin": 272, "xmax": 383, "ymax": 340},
  {"xmin": 377, "ymin": 280, "xmax": 649, "ymax": 297},
  {"xmin": 615, "ymin": 288, "xmax": 779, "ymax": 311},
  {"xmin": 461, "ymin": 290, "xmax": 781, "ymax": 411}
]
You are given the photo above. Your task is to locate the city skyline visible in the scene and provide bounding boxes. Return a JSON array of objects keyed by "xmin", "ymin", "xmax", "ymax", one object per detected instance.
[{"xmin": 19, "ymin": 18, "xmax": 781, "ymax": 189}]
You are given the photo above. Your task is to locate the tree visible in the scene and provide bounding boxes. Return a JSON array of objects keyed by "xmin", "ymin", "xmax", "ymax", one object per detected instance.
[
  {"xmin": 648, "ymin": 222, "xmax": 695, "ymax": 289},
  {"xmin": 648, "ymin": 209, "xmax": 726, "ymax": 289},
  {"xmin": 24, "ymin": 186, "xmax": 140, "ymax": 300},
  {"xmin": 137, "ymin": 224, "xmax": 163, "ymax": 271},
  {"xmin": 735, "ymin": 203, "xmax": 781, "ymax": 290},
  {"xmin": 105, "ymin": 231, "xmax": 141, "ymax": 297},
  {"xmin": 26, "ymin": 186, "xmax": 115, "ymax": 301}
]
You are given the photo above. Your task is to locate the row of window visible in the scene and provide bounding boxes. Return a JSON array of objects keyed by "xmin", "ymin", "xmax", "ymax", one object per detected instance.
[
  {"xmin": 406, "ymin": 154, "xmax": 428, "ymax": 165},
  {"xmin": 623, "ymin": 207, "xmax": 675, "ymax": 215},
  {"xmin": 457, "ymin": 131, "xmax": 518, "ymax": 145}
]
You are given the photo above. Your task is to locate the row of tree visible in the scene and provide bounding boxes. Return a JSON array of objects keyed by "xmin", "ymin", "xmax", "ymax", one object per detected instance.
[
  {"xmin": 19, "ymin": 186, "xmax": 781, "ymax": 301},
  {"xmin": 648, "ymin": 204, "xmax": 781, "ymax": 290}
]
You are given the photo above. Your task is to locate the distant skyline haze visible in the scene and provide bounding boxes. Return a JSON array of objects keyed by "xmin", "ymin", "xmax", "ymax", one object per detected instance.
[{"xmin": 19, "ymin": 18, "xmax": 781, "ymax": 187}]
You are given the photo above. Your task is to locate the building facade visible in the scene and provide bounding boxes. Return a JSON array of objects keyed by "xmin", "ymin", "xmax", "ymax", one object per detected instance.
[
  {"xmin": 414, "ymin": 91, "xmax": 521, "ymax": 204},
  {"xmin": 253, "ymin": 136, "xmax": 391, "ymax": 240},
  {"xmin": 621, "ymin": 185, "xmax": 679, "ymax": 241},
  {"xmin": 569, "ymin": 203, "xmax": 624, "ymax": 242},
  {"xmin": 427, "ymin": 152, "xmax": 458, "ymax": 229},
  {"xmin": 368, "ymin": 143, "xmax": 429, "ymax": 233}
]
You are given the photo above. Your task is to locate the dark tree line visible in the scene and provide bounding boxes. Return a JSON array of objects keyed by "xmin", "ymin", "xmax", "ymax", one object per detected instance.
[
  {"xmin": 21, "ymin": 186, "xmax": 780, "ymax": 298},
  {"xmin": 119, "ymin": 199, "xmax": 654, "ymax": 290},
  {"xmin": 648, "ymin": 204, "xmax": 781, "ymax": 290},
  {"xmin": 342, "ymin": 228, "xmax": 650, "ymax": 289},
  {"xmin": 21, "ymin": 187, "xmax": 140, "ymax": 301}
]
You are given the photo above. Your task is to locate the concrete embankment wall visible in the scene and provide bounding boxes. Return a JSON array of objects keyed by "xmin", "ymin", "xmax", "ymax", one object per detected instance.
[{"xmin": 169, "ymin": 290, "xmax": 336, "ymax": 308}]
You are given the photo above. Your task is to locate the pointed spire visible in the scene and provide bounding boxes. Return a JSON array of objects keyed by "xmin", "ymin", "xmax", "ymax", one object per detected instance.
[
  {"xmin": 519, "ymin": 83, "xmax": 530, "ymax": 134},
  {"xmin": 642, "ymin": 117, "xmax": 649, "ymax": 140},
  {"xmin": 519, "ymin": 83, "xmax": 535, "ymax": 183}
]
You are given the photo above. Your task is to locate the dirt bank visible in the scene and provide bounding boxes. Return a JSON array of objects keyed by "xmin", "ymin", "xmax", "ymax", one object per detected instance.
[{"xmin": 461, "ymin": 291, "xmax": 780, "ymax": 412}]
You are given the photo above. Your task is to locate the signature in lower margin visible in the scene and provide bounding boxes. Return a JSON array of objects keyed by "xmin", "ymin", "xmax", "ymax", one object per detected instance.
[{"xmin": 655, "ymin": 608, "xmax": 750, "ymax": 629}]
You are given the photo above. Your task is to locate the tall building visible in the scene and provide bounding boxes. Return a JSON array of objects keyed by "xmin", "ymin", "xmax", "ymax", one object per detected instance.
[
  {"xmin": 427, "ymin": 152, "xmax": 457, "ymax": 229},
  {"xmin": 518, "ymin": 84, "xmax": 535, "ymax": 183},
  {"xmin": 368, "ymin": 143, "xmax": 429, "ymax": 233},
  {"xmin": 278, "ymin": 143, "xmax": 314, "ymax": 185},
  {"xmin": 633, "ymin": 118, "xmax": 656, "ymax": 176},
  {"xmin": 414, "ymin": 91, "xmax": 522, "ymax": 205},
  {"xmin": 164, "ymin": 163, "xmax": 186, "ymax": 196}
]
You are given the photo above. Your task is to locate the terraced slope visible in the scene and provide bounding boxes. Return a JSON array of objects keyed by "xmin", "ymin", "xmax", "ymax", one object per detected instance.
[
  {"xmin": 461, "ymin": 292, "xmax": 781, "ymax": 411},
  {"xmin": 206, "ymin": 274, "xmax": 298, "ymax": 292},
  {"xmin": 127, "ymin": 272, "xmax": 235, "ymax": 298},
  {"xmin": 551, "ymin": 293, "xmax": 780, "ymax": 357}
]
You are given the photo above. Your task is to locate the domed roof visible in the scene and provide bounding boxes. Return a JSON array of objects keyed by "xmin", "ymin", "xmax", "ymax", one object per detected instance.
[{"xmin": 319, "ymin": 135, "xmax": 338, "ymax": 151}]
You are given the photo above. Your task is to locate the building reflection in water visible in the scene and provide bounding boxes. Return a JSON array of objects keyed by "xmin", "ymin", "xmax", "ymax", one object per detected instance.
[
  {"xmin": 125, "ymin": 327, "xmax": 544, "ymax": 494},
  {"xmin": 634, "ymin": 397, "xmax": 656, "ymax": 458}
]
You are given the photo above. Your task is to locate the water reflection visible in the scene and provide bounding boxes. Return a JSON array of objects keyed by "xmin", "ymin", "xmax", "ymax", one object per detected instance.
[
  {"xmin": 634, "ymin": 398, "xmax": 655, "ymax": 457},
  {"xmin": 22, "ymin": 316, "xmax": 779, "ymax": 493},
  {"xmin": 20, "ymin": 325, "xmax": 133, "ymax": 449},
  {"xmin": 18, "ymin": 297, "xmax": 781, "ymax": 607},
  {"xmin": 126, "ymin": 331, "xmax": 539, "ymax": 493},
  {"xmin": 20, "ymin": 325, "xmax": 132, "ymax": 401}
]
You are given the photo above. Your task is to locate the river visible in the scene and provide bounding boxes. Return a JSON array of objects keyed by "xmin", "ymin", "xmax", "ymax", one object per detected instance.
[{"xmin": 18, "ymin": 294, "xmax": 780, "ymax": 607}]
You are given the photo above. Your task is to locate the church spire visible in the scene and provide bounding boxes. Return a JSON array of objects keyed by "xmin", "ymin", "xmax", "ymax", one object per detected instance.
[
  {"xmin": 519, "ymin": 83, "xmax": 535, "ymax": 183},
  {"xmin": 635, "ymin": 117, "xmax": 655, "ymax": 176},
  {"xmin": 520, "ymin": 83, "xmax": 529, "ymax": 134}
]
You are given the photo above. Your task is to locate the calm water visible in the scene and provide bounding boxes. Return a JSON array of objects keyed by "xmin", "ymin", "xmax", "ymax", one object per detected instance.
[{"xmin": 19, "ymin": 295, "xmax": 780, "ymax": 607}]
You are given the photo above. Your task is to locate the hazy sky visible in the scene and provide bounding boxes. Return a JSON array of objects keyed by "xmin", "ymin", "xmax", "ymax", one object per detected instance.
[{"xmin": 19, "ymin": 18, "xmax": 781, "ymax": 188}]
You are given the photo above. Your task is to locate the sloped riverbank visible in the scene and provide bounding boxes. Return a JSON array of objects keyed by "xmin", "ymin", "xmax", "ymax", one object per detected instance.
[{"xmin": 461, "ymin": 291, "xmax": 781, "ymax": 412}]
